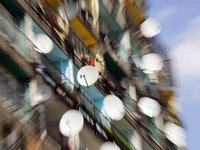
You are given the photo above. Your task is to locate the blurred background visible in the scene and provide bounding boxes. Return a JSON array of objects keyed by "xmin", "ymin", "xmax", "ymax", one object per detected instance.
[
  {"xmin": 148, "ymin": 0, "xmax": 200, "ymax": 149},
  {"xmin": 0, "ymin": 0, "xmax": 199, "ymax": 150}
]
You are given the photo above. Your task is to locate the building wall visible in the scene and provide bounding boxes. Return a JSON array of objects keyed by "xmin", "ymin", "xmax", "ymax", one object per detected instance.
[{"xmin": 0, "ymin": 63, "xmax": 23, "ymax": 109}]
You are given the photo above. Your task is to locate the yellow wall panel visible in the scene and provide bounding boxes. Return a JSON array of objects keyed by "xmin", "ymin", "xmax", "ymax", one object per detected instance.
[
  {"xmin": 125, "ymin": 0, "xmax": 145, "ymax": 25},
  {"xmin": 41, "ymin": 0, "xmax": 63, "ymax": 8},
  {"xmin": 69, "ymin": 18, "xmax": 97, "ymax": 48}
]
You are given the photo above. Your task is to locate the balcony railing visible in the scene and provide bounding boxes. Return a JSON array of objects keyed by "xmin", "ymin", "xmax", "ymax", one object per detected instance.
[{"xmin": 68, "ymin": 28, "xmax": 94, "ymax": 58}]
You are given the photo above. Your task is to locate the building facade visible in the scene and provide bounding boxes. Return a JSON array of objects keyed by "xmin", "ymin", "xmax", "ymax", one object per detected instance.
[{"xmin": 0, "ymin": 0, "xmax": 185, "ymax": 150}]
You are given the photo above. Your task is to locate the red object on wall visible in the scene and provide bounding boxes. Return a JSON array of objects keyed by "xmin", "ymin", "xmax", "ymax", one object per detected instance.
[{"xmin": 89, "ymin": 58, "xmax": 95, "ymax": 66}]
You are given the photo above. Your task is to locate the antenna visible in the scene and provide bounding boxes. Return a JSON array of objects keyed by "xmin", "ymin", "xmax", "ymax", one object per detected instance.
[{"xmin": 77, "ymin": 65, "xmax": 99, "ymax": 87}]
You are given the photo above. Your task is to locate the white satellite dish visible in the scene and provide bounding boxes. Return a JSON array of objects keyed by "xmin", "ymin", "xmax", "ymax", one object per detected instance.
[
  {"xmin": 35, "ymin": 84, "xmax": 53, "ymax": 103},
  {"xmin": 103, "ymin": 95, "xmax": 125, "ymax": 121},
  {"xmin": 164, "ymin": 122, "xmax": 186, "ymax": 147},
  {"xmin": 100, "ymin": 142, "xmax": 121, "ymax": 150},
  {"xmin": 77, "ymin": 65, "xmax": 99, "ymax": 87},
  {"xmin": 34, "ymin": 34, "xmax": 53, "ymax": 54},
  {"xmin": 140, "ymin": 18, "xmax": 161, "ymax": 38},
  {"xmin": 138, "ymin": 97, "xmax": 161, "ymax": 117},
  {"xmin": 59, "ymin": 110, "xmax": 84, "ymax": 137},
  {"xmin": 140, "ymin": 53, "xmax": 163, "ymax": 72}
]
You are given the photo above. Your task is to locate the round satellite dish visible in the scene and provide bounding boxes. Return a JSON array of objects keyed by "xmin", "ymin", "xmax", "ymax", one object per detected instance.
[
  {"xmin": 140, "ymin": 18, "xmax": 161, "ymax": 38},
  {"xmin": 100, "ymin": 142, "xmax": 121, "ymax": 150},
  {"xmin": 35, "ymin": 84, "xmax": 52, "ymax": 103},
  {"xmin": 34, "ymin": 34, "xmax": 53, "ymax": 54},
  {"xmin": 138, "ymin": 97, "xmax": 161, "ymax": 117},
  {"xmin": 59, "ymin": 110, "xmax": 84, "ymax": 137},
  {"xmin": 103, "ymin": 95, "xmax": 125, "ymax": 121},
  {"xmin": 77, "ymin": 65, "xmax": 99, "ymax": 87},
  {"xmin": 140, "ymin": 53, "xmax": 163, "ymax": 72},
  {"xmin": 164, "ymin": 122, "xmax": 186, "ymax": 147}
]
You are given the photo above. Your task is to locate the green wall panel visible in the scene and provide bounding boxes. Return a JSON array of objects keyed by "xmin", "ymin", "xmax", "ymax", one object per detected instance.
[{"xmin": 104, "ymin": 52, "xmax": 126, "ymax": 81}]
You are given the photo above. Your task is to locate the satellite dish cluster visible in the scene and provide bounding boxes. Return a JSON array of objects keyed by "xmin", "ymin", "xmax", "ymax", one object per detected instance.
[{"xmin": 75, "ymin": 57, "xmax": 186, "ymax": 148}]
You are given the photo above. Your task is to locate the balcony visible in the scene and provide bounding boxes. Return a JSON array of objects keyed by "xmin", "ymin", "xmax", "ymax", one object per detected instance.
[
  {"xmin": 63, "ymin": 0, "xmax": 98, "ymax": 49},
  {"xmin": 99, "ymin": 0, "xmax": 124, "ymax": 40}
]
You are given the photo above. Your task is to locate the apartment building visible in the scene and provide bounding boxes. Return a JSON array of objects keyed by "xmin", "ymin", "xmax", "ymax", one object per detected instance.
[{"xmin": 0, "ymin": 0, "xmax": 185, "ymax": 149}]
